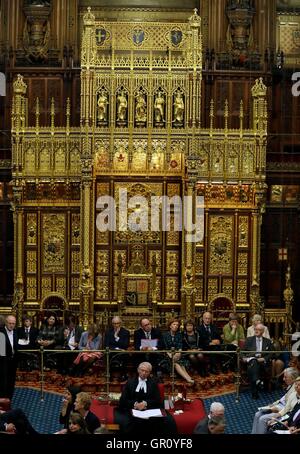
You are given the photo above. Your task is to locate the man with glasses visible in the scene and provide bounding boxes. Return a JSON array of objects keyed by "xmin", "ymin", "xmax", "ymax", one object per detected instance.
[{"xmin": 134, "ymin": 318, "xmax": 163, "ymax": 374}]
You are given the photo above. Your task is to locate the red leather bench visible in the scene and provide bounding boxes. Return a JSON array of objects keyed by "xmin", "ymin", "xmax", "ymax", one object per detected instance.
[
  {"xmin": 0, "ymin": 398, "xmax": 11, "ymax": 412},
  {"xmin": 90, "ymin": 397, "xmax": 206, "ymax": 434}
]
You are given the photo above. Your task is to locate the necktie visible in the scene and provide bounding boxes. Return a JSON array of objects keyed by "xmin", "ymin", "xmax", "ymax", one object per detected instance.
[
  {"xmin": 25, "ymin": 328, "xmax": 29, "ymax": 340},
  {"xmin": 256, "ymin": 337, "xmax": 262, "ymax": 352}
]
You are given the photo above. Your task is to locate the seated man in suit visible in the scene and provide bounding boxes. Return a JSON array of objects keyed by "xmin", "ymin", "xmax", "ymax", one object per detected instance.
[
  {"xmin": 134, "ymin": 318, "xmax": 163, "ymax": 373},
  {"xmin": 104, "ymin": 316, "xmax": 130, "ymax": 378},
  {"xmin": 243, "ymin": 323, "xmax": 273, "ymax": 399},
  {"xmin": 115, "ymin": 361, "xmax": 177, "ymax": 435},
  {"xmin": 0, "ymin": 408, "xmax": 38, "ymax": 434},
  {"xmin": 198, "ymin": 311, "xmax": 222, "ymax": 375}
]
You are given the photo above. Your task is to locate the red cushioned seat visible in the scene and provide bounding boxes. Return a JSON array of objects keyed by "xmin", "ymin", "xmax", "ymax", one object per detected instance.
[{"xmin": 0, "ymin": 398, "xmax": 11, "ymax": 411}]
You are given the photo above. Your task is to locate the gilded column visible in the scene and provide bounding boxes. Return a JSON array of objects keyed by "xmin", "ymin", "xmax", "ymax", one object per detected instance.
[
  {"xmin": 11, "ymin": 74, "xmax": 27, "ymax": 325},
  {"xmin": 250, "ymin": 78, "xmax": 267, "ymax": 315},
  {"xmin": 181, "ymin": 181, "xmax": 197, "ymax": 319}
]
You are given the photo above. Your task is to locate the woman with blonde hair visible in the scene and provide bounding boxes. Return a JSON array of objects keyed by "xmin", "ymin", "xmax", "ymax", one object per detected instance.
[{"xmin": 247, "ymin": 314, "xmax": 270, "ymax": 339}]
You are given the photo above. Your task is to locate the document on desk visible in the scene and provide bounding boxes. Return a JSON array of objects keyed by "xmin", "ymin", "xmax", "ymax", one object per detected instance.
[{"xmin": 132, "ymin": 409, "xmax": 163, "ymax": 419}]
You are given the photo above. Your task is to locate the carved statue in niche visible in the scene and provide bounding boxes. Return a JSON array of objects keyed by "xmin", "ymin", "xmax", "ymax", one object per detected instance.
[
  {"xmin": 23, "ymin": 1, "xmax": 51, "ymax": 62},
  {"xmin": 154, "ymin": 90, "xmax": 165, "ymax": 126},
  {"xmin": 172, "ymin": 90, "xmax": 184, "ymax": 126},
  {"xmin": 135, "ymin": 92, "xmax": 147, "ymax": 125},
  {"xmin": 226, "ymin": 0, "xmax": 255, "ymax": 65},
  {"xmin": 97, "ymin": 89, "xmax": 108, "ymax": 125},
  {"xmin": 116, "ymin": 89, "xmax": 128, "ymax": 125}
]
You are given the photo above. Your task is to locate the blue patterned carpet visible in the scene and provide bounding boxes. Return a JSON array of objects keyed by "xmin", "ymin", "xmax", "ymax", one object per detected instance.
[
  {"xmin": 12, "ymin": 387, "xmax": 62, "ymax": 434},
  {"xmin": 11, "ymin": 386, "xmax": 282, "ymax": 434}
]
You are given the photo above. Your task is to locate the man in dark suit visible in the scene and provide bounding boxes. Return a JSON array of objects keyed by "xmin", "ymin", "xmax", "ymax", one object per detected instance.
[
  {"xmin": 0, "ymin": 314, "xmax": 18, "ymax": 399},
  {"xmin": 17, "ymin": 315, "xmax": 39, "ymax": 371},
  {"xmin": 17, "ymin": 316, "xmax": 39, "ymax": 350},
  {"xmin": 104, "ymin": 316, "xmax": 130, "ymax": 377},
  {"xmin": 243, "ymin": 323, "xmax": 273, "ymax": 399},
  {"xmin": 115, "ymin": 361, "xmax": 177, "ymax": 435},
  {"xmin": 134, "ymin": 318, "xmax": 163, "ymax": 372},
  {"xmin": 0, "ymin": 408, "xmax": 38, "ymax": 434},
  {"xmin": 198, "ymin": 311, "xmax": 222, "ymax": 374}
]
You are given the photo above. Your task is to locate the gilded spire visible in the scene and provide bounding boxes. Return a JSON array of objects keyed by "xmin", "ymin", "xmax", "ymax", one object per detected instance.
[
  {"xmin": 13, "ymin": 74, "xmax": 27, "ymax": 95},
  {"xmin": 251, "ymin": 77, "xmax": 267, "ymax": 98},
  {"xmin": 188, "ymin": 8, "xmax": 201, "ymax": 28},
  {"xmin": 83, "ymin": 7, "xmax": 95, "ymax": 26}
]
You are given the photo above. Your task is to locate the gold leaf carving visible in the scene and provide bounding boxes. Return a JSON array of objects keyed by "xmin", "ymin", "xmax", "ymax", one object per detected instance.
[
  {"xmin": 209, "ymin": 216, "xmax": 233, "ymax": 274},
  {"xmin": 42, "ymin": 213, "xmax": 65, "ymax": 272}
]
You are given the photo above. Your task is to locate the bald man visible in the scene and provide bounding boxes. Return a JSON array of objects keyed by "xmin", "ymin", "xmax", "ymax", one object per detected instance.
[
  {"xmin": 0, "ymin": 315, "xmax": 18, "ymax": 399},
  {"xmin": 243, "ymin": 323, "xmax": 273, "ymax": 399}
]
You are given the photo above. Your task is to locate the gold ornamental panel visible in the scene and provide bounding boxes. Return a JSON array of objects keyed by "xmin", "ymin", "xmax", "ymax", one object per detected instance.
[
  {"xmin": 238, "ymin": 252, "xmax": 248, "ymax": 276},
  {"xmin": 195, "ymin": 250, "xmax": 204, "ymax": 274},
  {"xmin": 209, "ymin": 216, "xmax": 233, "ymax": 274},
  {"xmin": 167, "ymin": 225, "xmax": 180, "ymax": 246},
  {"xmin": 96, "ymin": 182, "xmax": 110, "ymax": 198},
  {"xmin": 166, "ymin": 251, "xmax": 179, "ymax": 275},
  {"xmin": 41, "ymin": 276, "xmax": 52, "ymax": 299},
  {"xmin": 24, "ymin": 148, "xmax": 36, "ymax": 175},
  {"xmin": 26, "ymin": 213, "xmax": 37, "ymax": 245},
  {"xmin": 95, "ymin": 141, "xmax": 110, "ymax": 173},
  {"xmin": 93, "ymin": 21, "xmax": 188, "ymax": 52},
  {"xmin": 26, "ymin": 277, "xmax": 37, "ymax": 300},
  {"xmin": 96, "ymin": 230, "xmax": 109, "ymax": 245},
  {"xmin": 195, "ymin": 277, "xmax": 203, "ymax": 302},
  {"xmin": 71, "ymin": 277, "xmax": 80, "ymax": 300},
  {"xmin": 54, "ymin": 148, "xmax": 65, "ymax": 174},
  {"xmin": 156, "ymin": 276, "xmax": 161, "ymax": 301},
  {"xmin": 114, "ymin": 250, "xmax": 127, "ymax": 274},
  {"xmin": 167, "ymin": 183, "xmax": 181, "ymax": 198},
  {"xmin": 26, "ymin": 250, "xmax": 37, "ymax": 273},
  {"xmin": 56, "ymin": 277, "xmax": 66, "ymax": 296},
  {"xmin": 165, "ymin": 277, "xmax": 179, "ymax": 301},
  {"xmin": 113, "ymin": 275, "xmax": 119, "ymax": 300},
  {"xmin": 71, "ymin": 251, "xmax": 80, "ymax": 273},
  {"xmin": 148, "ymin": 250, "xmax": 162, "ymax": 274},
  {"xmin": 42, "ymin": 213, "xmax": 66, "ymax": 272},
  {"xmin": 238, "ymin": 216, "xmax": 249, "ymax": 247},
  {"xmin": 278, "ymin": 15, "xmax": 300, "ymax": 66},
  {"xmin": 69, "ymin": 147, "xmax": 81, "ymax": 175},
  {"xmin": 207, "ymin": 278, "xmax": 218, "ymax": 300},
  {"xmin": 222, "ymin": 279, "xmax": 233, "ymax": 299},
  {"xmin": 96, "ymin": 276, "xmax": 109, "ymax": 300},
  {"xmin": 114, "ymin": 182, "xmax": 162, "ymax": 244},
  {"xmin": 71, "ymin": 214, "xmax": 81, "ymax": 245},
  {"xmin": 96, "ymin": 250, "xmax": 109, "ymax": 274},
  {"xmin": 237, "ymin": 280, "xmax": 247, "ymax": 302}
]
